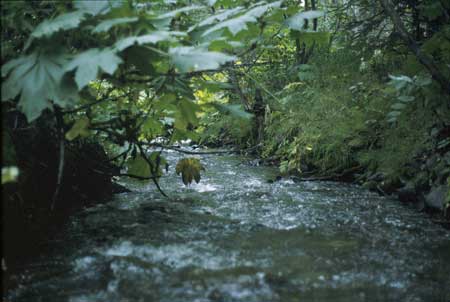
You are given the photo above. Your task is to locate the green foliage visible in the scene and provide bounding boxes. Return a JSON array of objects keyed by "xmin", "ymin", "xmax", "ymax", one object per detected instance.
[
  {"xmin": 2, "ymin": 0, "xmax": 449, "ymax": 195},
  {"xmin": 176, "ymin": 157, "xmax": 204, "ymax": 185}
]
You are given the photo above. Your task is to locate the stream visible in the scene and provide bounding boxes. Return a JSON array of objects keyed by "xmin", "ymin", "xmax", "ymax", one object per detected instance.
[{"xmin": 6, "ymin": 150, "xmax": 450, "ymax": 302}]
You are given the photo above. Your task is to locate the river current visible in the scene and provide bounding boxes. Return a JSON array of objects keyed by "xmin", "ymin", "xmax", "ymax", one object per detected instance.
[{"xmin": 6, "ymin": 149, "xmax": 450, "ymax": 301}]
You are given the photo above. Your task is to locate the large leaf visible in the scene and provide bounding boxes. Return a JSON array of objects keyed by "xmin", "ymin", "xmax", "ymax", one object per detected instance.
[
  {"xmin": 32, "ymin": 11, "xmax": 87, "ymax": 38},
  {"xmin": 114, "ymin": 31, "xmax": 186, "ymax": 51},
  {"xmin": 169, "ymin": 46, "xmax": 235, "ymax": 72},
  {"xmin": 2, "ymin": 52, "xmax": 78, "ymax": 121},
  {"xmin": 285, "ymin": 10, "xmax": 325, "ymax": 30},
  {"xmin": 175, "ymin": 158, "xmax": 205, "ymax": 185},
  {"xmin": 65, "ymin": 48, "xmax": 123, "ymax": 89},
  {"xmin": 93, "ymin": 17, "xmax": 139, "ymax": 33}
]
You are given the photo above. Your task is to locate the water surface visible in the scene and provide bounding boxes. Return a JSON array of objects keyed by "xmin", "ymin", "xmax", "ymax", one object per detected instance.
[{"xmin": 6, "ymin": 150, "xmax": 450, "ymax": 302}]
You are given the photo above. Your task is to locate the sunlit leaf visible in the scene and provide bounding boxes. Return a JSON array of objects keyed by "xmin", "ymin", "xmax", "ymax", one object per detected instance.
[
  {"xmin": 2, "ymin": 166, "xmax": 19, "ymax": 184},
  {"xmin": 65, "ymin": 116, "xmax": 90, "ymax": 140},
  {"xmin": 176, "ymin": 158, "xmax": 205, "ymax": 185}
]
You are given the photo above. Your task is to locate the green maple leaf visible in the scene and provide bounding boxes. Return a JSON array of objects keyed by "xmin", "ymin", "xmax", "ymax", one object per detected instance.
[
  {"xmin": 114, "ymin": 32, "xmax": 186, "ymax": 51},
  {"xmin": 65, "ymin": 48, "xmax": 123, "ymax": 89},
  {"xmin": 169, "ymin": 47, "xmax": 235, "ymax": 72},
  {"xmin": 2, "ymin": 52, "xmax": 78, "ymax": 121},
  {"xmin": 32, "ymin": 11, "xmax": 87, "ymax": 38}
]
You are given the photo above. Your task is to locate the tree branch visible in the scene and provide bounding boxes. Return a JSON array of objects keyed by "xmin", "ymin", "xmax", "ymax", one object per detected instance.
[
  {"xmin": 379, "ymin": 0, "xmax": 450, "ymax": 94},
  {"xmin": 51, "ymin": 107, "xmax": 65, "ymax": 211}
]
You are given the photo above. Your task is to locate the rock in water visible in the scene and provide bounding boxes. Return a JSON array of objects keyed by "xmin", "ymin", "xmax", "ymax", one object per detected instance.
[{"xmin": 425, "ymin": 185, "xmax": 447, "ymax": 210}]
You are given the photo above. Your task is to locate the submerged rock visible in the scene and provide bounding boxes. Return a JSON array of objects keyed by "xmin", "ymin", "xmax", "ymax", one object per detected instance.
[{"xmin": 425, "ymin": 185, "xmax": 448, "ymax": 210}]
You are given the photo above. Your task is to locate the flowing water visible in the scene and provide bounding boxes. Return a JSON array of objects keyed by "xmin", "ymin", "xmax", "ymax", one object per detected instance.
[{"xmin": 6, "ymin": 150, "xmax": 450, "ymax": 302}]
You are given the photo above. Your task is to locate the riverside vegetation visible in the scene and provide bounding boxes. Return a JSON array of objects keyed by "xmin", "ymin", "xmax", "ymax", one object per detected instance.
[{"xmin": 1, "ymin": 0, "xmax": 450, "ymax": 294}]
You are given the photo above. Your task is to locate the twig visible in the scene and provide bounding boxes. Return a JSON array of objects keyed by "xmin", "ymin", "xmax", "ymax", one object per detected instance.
[
  {"xmin": 106, "ymin": 145, "xmax": 132, "ymax": 163},
  {"xmin": 142, "ymin": 142, "xmax": 240, "ymax": 155},
  {"xmin": 136, "ymin": 143, "xmax": 168, "ymax": 197},
  {"xmin": 92, "ymin": 169, "xmax": 162, "ymax": 181},
  {"xmin": 51, "ymin": 107, "xmax": 65, "ymax": 211}
]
